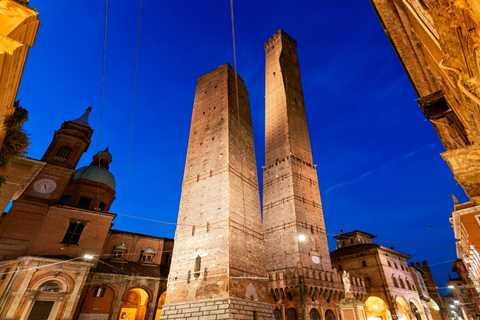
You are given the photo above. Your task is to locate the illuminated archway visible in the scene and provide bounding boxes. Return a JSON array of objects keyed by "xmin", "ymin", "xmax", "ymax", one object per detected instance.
[
  {"xmin": 365, "ymin": 296, "xmax": 391, "ymax": 320},
  {"xmin": 409, "ymin": 301, "xmax": 422, "ymax": 320},
  {"xmin": 395, "ymin": 297, "xmax": 412, "ymax": 320},
  {"xmin": 118, "ymin": 288, "xmax": 150, "ymax": 320},
  {"xmin": 424, "ymin": 299, "xmax": 441, "ymax": 320},
  {"xmin": 154, "ymin": 291, "xmax": 166, "ymax": 320},
  {"xmin": 80, "ymin": 286, "xmax": 115, "ymax": 316}
]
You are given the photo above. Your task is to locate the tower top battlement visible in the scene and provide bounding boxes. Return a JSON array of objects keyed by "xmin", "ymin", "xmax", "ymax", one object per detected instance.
[
  {"xmin": 195, "ymin": 64, "xmax": 246, "ymax": 85},
  {"xmin": 264, "ymin": 29, "xmax": 297, "ymax": 50}
]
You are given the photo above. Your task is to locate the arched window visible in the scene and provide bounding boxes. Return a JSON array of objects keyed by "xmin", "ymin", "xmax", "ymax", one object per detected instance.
[
  {"xmin": 273, "ymin": 309, "xmax": 282, "ymax": 320},
  {"xmin": 310, "ymin": 308, "xmax": 320, "ymax": 320},
  {"xmin": 94, "ymin": 286, "xmax": 106, "ymax": 297},
  {"xmin": 399, "ymin": 278, "xmax": 405, "ymax": 289},
  {"xmin": 287, "ymin": 308, "xmax": 297, "ymax": 320},
  {"xmin": 140, "ymin": 248, "xmax": 155, "ymax": 264},
  {"xmin": 362, "ymin": 260, "xmax": 367, "ymax": 267},
  {"xmin": 392, "ymin": 276, "xmax": 399, "ymax": 287},
  {"xmin": 325, "ymin": 310, "xmax": 336, "ymax": 320},
  {"xmin": 406, "ymin": 279, "xmax": 411, "ymax": 290},
  {"xmin": 194, "ymin": 255, "xmax": 201, "ymax": 278},
  {"xmin": 56, "ymin": 146, "xmax": 72, "ymax": 160},
  {"xmin": 98, "ymin": 202, "xmax": 106, "ymax": 211},
  {"xmin": 39, "ymin": 281, "xmax": 61, "ymax": 293},
  {"xmin": 410, "ymin": 302, "xmax": 422, "ymax": 320},
  {"xmin": 112, "ymin": 242, "xmax": 127, "ymax": 258}
]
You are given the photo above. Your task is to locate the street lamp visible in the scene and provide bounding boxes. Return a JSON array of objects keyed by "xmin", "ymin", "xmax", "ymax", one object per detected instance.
[
  {"xmin": 82, "ymin": 253, "xmax": 95, "ymax": 261},
  {"xmin": 298, "ymin": 234, "xmax": 307, "ymax": 242}
]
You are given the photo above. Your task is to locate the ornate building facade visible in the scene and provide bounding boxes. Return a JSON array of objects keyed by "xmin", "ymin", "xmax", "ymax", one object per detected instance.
[
  {"xmin": 0, "ymin": 108, "xmax": 173, "ymax": 320},
  {"xmin": 369, "ymin": 0, "xmax": 480, "ymax": 318},
  {"xmin": 331, "ymin": 231, "xmax": 442, "ymax": 320},
  {"xmin": 0, "ymin": 0, "xmax": 44, "ymax": 212}
]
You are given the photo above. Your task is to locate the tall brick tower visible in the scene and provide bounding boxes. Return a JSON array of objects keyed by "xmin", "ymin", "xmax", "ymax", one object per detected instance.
[
  {"xmin": 161, "ymin": 64, "xmax": 273, "ymax": 319},
  {"xmin": 263, "ymin": 30, "xmax": 331, "ymax": 272},
  {"xmin": 263, "ymin": 30, "xmax": 342, "ymax": 318}
]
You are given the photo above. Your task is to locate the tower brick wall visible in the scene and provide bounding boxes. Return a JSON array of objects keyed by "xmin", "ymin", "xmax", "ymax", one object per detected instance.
[
  {"xmin": 162, "ymin": 64, "xmax": 273, "ymax": 319},
  {"xmin": 263, "ymin": 30, "xmax": 331, "ymax": 272}
]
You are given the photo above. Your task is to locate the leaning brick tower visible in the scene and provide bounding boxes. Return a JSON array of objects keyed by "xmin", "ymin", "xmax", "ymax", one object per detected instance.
[
  {"xmin": 161, "ymin": 64, "xmax": 273, "ymax": 319},
  {"xmin": 263, "ymin": 30, "xmax": 345, "ymax": 318}
]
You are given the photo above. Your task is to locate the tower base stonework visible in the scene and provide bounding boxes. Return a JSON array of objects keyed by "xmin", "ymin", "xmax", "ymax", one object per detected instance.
[{"xmin": 161, "ymin": 298, "xmax": 274, "ymax": 320}]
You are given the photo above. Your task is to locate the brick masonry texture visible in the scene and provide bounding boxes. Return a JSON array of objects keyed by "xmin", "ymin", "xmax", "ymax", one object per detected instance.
[
  {"xmin": 162, "ymin": 298, "xmax": 274, "ymax": 320},
  {"xmin": 262, "ymin": 30, "xmax": 332, "ymax": 273},
  {"xmin": 162, "ymin": 64, "xmax": 273, "ymax": 318}
]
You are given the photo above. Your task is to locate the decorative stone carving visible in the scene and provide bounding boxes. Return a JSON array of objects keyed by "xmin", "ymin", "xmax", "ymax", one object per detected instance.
[{"xmin": 442, "ymin": 145, "xmax": 480, "ymax": 201}]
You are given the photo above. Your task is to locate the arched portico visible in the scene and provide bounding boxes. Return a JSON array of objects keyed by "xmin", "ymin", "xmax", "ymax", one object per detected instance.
[
  {"xmin": 365, "ymin": 296, "xmax": 392, "ymax": 320},
  {"xmin": 79, "ymin": 285, "xmax": 115, "ymax": 318},
  {"xmin": 154, "ymin": 291, "xmax": 166, "ymax": 320},
  {"xmin": 395, "ymin": 297, "xmax": 412, "ymax": 320},
  {"xmin": 118, "ymin": 287, "xmax": 150, "ymax": 320}
]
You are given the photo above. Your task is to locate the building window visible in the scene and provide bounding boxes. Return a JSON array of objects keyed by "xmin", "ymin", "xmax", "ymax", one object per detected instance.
[
  {"xmin": 39, "ymin": 281, "xmax": 61, "ymax": 293},
  {"xmin": 194, "ymin": 255, "xmax": 201, "ymax": 278},
  {"xmin": 112, "ymin": 243, "xmax": 127, "ymax": 258},
  {"xmin": 56, "ymin": 146, "xmax": 72, "ymax": 159},
  {"xmin": 325, "ymin": 310, "xmax": 336, "ymax": 320},
  {"xmin": 98, "ymin": 201, "xmax": 106, "ymax": 211},
  {"xmin": 387, "ymin": 260, "xmax": 392, "ymax": 267},
  {"xmin": 399, "ymin": 278, "xmax": 405, "ymax": 289},
  {"xmin": 62, "ymin": 221, "xmax": 85, "ymax": 245},
  {"xmin": 287, "ymin": 308, "xmax": 297, "ymax": 320},
  {"xmin": 78, "ymin": 197, "xmax": 92, "ymax": 210},
  {"xmin": 394, "ymin": 262, "xmax": 398, "ymax": 269},
  {"xmin": 362, "ymin": 260, "xmax": 367, "ymax": 267},
  {"xmin": 406, "ymin": 279, "xmax": 412, "ymax": 290},
  {"xmin": 392, "ymin": 276, "xmax": 399, "ymax": 287},
  {"xmin": 274, "ymin": 309, "xmax": 282, "ymax": 320},
  {"xmin": 310, "ymin": 308, "xmax": 321, "ymax": 320},
  {"xmin": 140, "ymin": 249, "xmax": 155, "ymax": 263},
  {"xmin": 94, "ymin": 286, "xmax": 106, "ymax": 297}
]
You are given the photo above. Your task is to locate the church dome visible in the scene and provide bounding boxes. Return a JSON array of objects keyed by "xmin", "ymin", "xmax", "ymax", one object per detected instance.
[
  {"xmin": 73, "ymin": 148, "xmax": 115, "ymax": 190},
  {"xmin": 73, "ymin": 166, "xmax": 116, "ymax": 190}
]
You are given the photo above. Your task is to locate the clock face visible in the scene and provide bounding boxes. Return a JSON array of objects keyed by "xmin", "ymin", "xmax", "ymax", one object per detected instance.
[
  {"xmin": 311, "ymin": 255, "xmax": 321, "ymax": 264},
  {"xmin": 33, "ymin": 178, "xmax": 57, "ymax": 194}
]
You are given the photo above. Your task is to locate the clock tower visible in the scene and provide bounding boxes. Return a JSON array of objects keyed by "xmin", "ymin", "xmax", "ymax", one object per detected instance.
[
  {"xmin": 20, "ymin": 107, "xmax": 93, "ymax": 202},
  {"xmin": 0, "ymin": 107, "xmax": 96, "ymax": 259}
]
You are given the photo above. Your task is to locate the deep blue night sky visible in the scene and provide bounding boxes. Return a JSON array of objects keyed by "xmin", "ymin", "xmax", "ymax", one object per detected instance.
[{"xmin": 18, "ymin": 1, "xmax": 466, "ymax": 285}]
